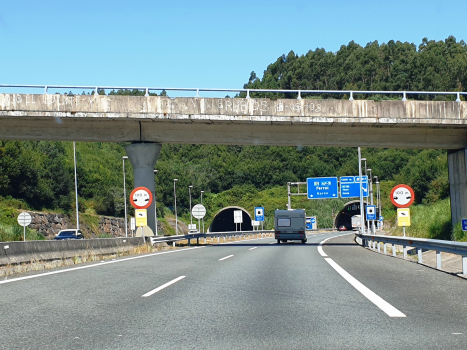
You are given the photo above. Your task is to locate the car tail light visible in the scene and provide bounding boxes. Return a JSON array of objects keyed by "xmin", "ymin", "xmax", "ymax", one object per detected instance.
[{"xmin": 299, "ymin": 231, "xmax": 304, "ymax": 234}]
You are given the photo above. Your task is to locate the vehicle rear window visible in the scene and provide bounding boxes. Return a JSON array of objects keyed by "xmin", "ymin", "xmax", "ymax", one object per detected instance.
[
  {"xmin": 277, "ymin": 218, "xmax": 291, "ymax": 227},
  {"xmin": 59, "ymin": 231, "xmax": 75, "ymax": 236}
]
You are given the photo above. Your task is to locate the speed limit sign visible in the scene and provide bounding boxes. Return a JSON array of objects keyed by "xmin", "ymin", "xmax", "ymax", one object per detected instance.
[{"xmin": 390, "ymin": 184, "xmax": 415, "ymax": 208}]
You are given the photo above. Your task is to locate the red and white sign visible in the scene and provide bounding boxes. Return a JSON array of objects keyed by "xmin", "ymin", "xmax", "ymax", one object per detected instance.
[
  {"xmin": 390, "ymin": 184, "xmax": 415, "ymax": 208},
  {"xmin": 130, "ymin": 187, "xmax": 153, "ymax": 209}
]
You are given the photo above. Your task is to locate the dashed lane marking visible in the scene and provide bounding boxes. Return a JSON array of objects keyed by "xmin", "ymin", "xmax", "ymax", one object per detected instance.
[{"xmin": 142, "ymin": 276, "xmax": 186, "ymax": 297}]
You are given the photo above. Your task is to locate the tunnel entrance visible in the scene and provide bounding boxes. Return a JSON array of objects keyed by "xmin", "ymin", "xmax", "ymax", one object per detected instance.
[
  {"xmin": 334, "ymin": 201, "xmax": 369, "ymax": 230},
  {"xmin": 209, "ymin": 206, "xmax": 253, "ymax": 232}
]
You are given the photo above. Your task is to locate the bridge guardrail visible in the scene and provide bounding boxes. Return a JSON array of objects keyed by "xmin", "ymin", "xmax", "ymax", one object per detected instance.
[
  {"xmin": 356, "ymin": 233, "xmax": 467, "ymax": 275},
  {"xmin": 0, "ymin": 84, "xmax": 464, "ymax": 101},
  {"xmin": 149, "ymin": 230, "xmax": 274, "ymax": 246}
]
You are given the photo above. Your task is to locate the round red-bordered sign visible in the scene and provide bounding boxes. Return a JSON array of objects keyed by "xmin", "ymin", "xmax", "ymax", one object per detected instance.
[
  {"xmin": 130, "ymin": 187, "xmax": 153, "ymax": 209},
  {"xmin": 390, "ymin": 184, "xmax": 415, "ymax": 208}
]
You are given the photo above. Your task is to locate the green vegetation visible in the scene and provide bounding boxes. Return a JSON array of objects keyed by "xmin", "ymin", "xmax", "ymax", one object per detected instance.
[{"xmin": 1, "ymin": 36, "xmax": 466, "ymax": 241}]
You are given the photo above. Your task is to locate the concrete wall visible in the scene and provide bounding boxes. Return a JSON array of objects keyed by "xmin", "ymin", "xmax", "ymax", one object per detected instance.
[
  {"xmin": 0, "ymin": 237, "xmax": 144, "ymax": 265},
  {"xmin": 0, "ymin": 94, "xmax": 466, "ymax": 148}
]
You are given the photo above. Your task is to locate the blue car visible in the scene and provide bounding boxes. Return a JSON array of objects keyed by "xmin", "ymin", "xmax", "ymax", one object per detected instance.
[{"xmin": 54, "ymin": 229, "xmax": 84, "ymax": 240}]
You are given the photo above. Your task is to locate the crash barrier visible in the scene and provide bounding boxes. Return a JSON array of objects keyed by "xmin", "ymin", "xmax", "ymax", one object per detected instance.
[
  {"xmin": 0, "ymin": 237, "xmax": 144, "ymax": 266},
  {"xmin": 150, "ymin": 230, "xmax": 275, "ymax": 247},
  {"xmin": 356, "ymin": 233, "xmax": 467, "ymax": 275}
]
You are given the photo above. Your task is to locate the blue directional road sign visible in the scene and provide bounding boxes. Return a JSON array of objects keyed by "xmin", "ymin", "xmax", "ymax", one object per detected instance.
[
  {"xmin": 366, "ymin": 205, "xmax": 376, "ymax": 220},
  {"xmin": 307, "ymin": 177, "xmax": 338, "ymax": 199},
  {"xmin": 340, "ymin": 176, "xmax": 369, "ymax": 198},
  {"xmin": 379, "ymin": 216, "xmax": 384, "ymax": 222},
  {"xmin": 255, "ymin": 207, "xmax": 265, "ymax": 222},
  {"xmin": 462, "ymin": 218, "xmax": 467, "ymax": 232},
  {"xmin": 311, "ymin": 217, "xmax": 316, "ymax": 224}
]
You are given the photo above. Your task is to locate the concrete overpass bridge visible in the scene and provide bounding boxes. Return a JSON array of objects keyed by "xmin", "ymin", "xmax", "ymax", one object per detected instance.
[{"xmin": 1, "ymin": 88, "xmax": 467, "ymax": 233}]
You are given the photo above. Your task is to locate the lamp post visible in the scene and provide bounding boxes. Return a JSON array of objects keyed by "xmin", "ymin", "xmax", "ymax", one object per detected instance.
[
  {"xmin": 174, "ymin": 179, "xmax": 178, "ymax": 235},
  {"xmin": 358, "ymin": 147, "xmax": 366, "ymax": 234},
  {"xmin": 367, "ymin": 168, "xmax": 375, "ymax": 234},
  {"xmin": 189, "ymin": 185, "xmax": 193, "ymax": 226},
  {"xmin": 374, "ymin": 176, "xmax": 381, "ymax": 230},
  {"xmin": 123, "ymin": 156, "xmax": 128, "ymax": 237},
  {"xmin": 201, "ymin": 190, "xmax": 205, "ymax": 233},
  {"xmin": 154, "ymin": 170, "xmax": 158, "ymax": 236},
  {"xmin": 73, "ymin": 141, "xmax": 79, "ymax": 231}
]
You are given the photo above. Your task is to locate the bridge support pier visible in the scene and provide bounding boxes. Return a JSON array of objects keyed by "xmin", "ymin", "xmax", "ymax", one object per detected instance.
[
  {"xmin": 124, "ymin": 142, "xmax": 162, "ymax": 236},
  {"xmin": 448, "ymin": 148, "xmax": 467, "ymax": 226}
]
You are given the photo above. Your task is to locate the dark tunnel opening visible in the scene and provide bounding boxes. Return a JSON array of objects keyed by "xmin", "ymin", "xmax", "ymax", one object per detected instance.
[
  {"xmin": 209, "ymin": 207, "xmax": 253, "ymax": 232},
  {"xmin": 334, "ymin": 201, "xmax": 369, "ymax": 230}
]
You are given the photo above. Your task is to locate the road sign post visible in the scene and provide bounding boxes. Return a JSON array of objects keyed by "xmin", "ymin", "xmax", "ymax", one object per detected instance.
[
  {"xmin": 234, "ymin": 210, "xmax": 243, "ymax": 231},
  {"xmin": 17, "ymin": 212, "xmax": 32, "ymax": 241},
  {"xmin": 192, "ymin": 204, "xmax": 206, "ymax": 233}
]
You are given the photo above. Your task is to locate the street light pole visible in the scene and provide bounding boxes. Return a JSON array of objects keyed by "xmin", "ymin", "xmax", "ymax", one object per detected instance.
[
  {"xmin": 123, "ymin": 156, "xmax": 128, "ymax": 237},
  {"xmin": 189, "ymin": 185, "xmax": 193, "ymax": 226},
  {"xmin": 201, "ymin": 190, "xmax": 205, "ymax": 233},
  {"xmin": 367, "ymin": 168, "xmax": 375, "ymax": 234},
  {"xmin": 358, "ymin": 148, "xmax": 364, "ymax": 235},
  {"xmin": 73, "ymin": 141, "xmax": 79, "ymax": 231},
  {"xmin": 174, "ymin": 179, "xmax": 178, "ymax": 235},
  {"xmin": 154, "ymin": 170, "xmax": 158, "ymax": 236}
]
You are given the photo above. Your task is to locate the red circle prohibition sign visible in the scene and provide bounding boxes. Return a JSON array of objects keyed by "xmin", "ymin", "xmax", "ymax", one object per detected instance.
[
  {"xmin": 390, "ymin": 184, "xmax": 415, "ymax": 208},
  {"xmin": 130, "ymin": 187, "xmax": 153, "ymax": 209}
]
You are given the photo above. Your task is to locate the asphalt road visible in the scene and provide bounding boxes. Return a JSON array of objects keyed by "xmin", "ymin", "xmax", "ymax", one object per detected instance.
[{"xmin": 0, "ymin": 232, "xmax": 466, "ymax": 349}]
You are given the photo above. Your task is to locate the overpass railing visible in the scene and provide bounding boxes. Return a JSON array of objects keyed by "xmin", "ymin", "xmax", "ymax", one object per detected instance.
[
  {"xmin": 149, "ymin": 230, "xmax": 274, "ymax": 246},
  {"xmin": 356, "ymin": 233, "xmax": 467, "ymax": 275},
  {"xmin": 0, "ymin": 84, "xmax": 465, "ymax": 101}
]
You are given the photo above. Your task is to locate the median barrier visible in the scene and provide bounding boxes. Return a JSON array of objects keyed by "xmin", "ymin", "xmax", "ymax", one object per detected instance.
[{"xmin": 0, "ymin": 237, "xmax": 144, "ymax": 266}]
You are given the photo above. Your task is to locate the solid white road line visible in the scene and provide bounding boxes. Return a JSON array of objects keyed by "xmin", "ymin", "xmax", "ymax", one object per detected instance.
[
  {"xmin": 325, "ymin": 258, "xmax": 406, "ymax": 318},
  {"xmin": 248, "ymin": 247, "xmax": 258, "ymax": 250},
  {"xmin": 0, "ymin": 246, "xmax": 205, "ymax": 285},
  {"xmin": 317, "ymin": 245, "xmax": 327, "ymax": 257},
  {"xmin": 219, "ymin": 255, "xmax": 234, "ymax": 261},
  {"xmin": 142, "ymin": 276, "xmax": 186, "ymax": 297}
]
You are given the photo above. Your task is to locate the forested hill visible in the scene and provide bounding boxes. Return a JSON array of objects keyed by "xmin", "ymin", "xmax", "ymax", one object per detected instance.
[
  {"xmin": 0, "ymin": 37, "xmax": 465, "ymax": 236},
  {"xmin": 243, "ymin": 36, "xmax": 467, "ymax": 98}
]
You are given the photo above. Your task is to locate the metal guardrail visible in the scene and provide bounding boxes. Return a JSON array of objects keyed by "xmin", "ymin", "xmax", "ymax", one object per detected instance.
[
  {"xmin": 0, "ymin": 84, "xmax": 464, "ymax": 101},
  {"xmin": 356, "ymin": 233, "xmax": 467, "ymax": 275},
  {"xmin": 149, "ymin": 230, "xmax": 274, "ymax": 246}
]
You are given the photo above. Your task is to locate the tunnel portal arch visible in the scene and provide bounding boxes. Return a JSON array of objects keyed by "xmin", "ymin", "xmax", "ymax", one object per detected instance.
[
  {"xmin": 334, "ymin": 200, "xmax": 369, "ymax": 230},
  {"xmin": 209, "ymin": 206, "xmax": 253, "ymax": 232}
]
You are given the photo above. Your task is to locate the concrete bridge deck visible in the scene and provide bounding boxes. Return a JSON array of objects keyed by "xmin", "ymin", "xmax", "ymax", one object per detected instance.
[{"xmin": 0, "ymin": 94, "xmax": 466, "ymax": 148}]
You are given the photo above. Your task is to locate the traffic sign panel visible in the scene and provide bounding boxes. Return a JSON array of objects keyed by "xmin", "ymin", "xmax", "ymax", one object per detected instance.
[
  {"xmin": 130, "ymin": 187, "xmax": 153, "ymax": 209},
  {"xmin": 397, "ymin": 208, "xmax": 411, "ymax": 226},
  {"xmin": 366, "ymin": 205, "xmax": 376, "ymax": 220},
  {"xmin": 340, "ymin": 176, "xmax": 369, "ymax": 198},
  {"xmin": 462, "ymin": 219, "xmax": 467, "ymax": 232},
  {"xmin": 135, "ymin": 209, "xmax": 147, "ymax": 227},
  {"xmin": 234, "ymin": 210, "xmax": 243, "ymax": 224},
  {"xmin": 17, "ymin": 212, "xmax": 32, "ymax": 227},
  {"xmin": 255, "ymin": 207, "xmax": 265, "ymax": 222},
  {"xmin": 192, "ymin": 204, "xmax": 206, "ymax": 219},
  {"xmin": 390, "ymin": 184, "xmax": 415, "ymax": 208},
  {"xmin": 307, "ymin": 177, "xmax": 338, "ymax": 199}
]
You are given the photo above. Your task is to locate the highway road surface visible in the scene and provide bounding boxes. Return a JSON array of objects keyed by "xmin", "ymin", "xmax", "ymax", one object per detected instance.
[{"xmin": 0, "ymin": 232, "xmax": 466, "ymax": 349}]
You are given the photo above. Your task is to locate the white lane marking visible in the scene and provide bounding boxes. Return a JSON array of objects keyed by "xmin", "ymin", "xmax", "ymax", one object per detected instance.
[
  {"xmin": 0, "ymin": 246, "xmax": 205, "ymax": 285},
  {"xmin": 248, "ymin": 247, "xmax": 257, "ymax": 250},
  {"xmin": 318, "ymin": 232, "xmax": 354, "ymax": 257},
  {"xmin": 219, "ymin": 255, "xmax": 234, "ymax": 261},
  {"xmin": 325, "ymin": 258, "xmax": 406, "ymax": 318},
  {"xmin": 142, "ymin": 276, "xmax": 185, "ymax": 297},
  {"xmin": 317, "ymin": 245, "xmax": 327, "ymax": 257}
]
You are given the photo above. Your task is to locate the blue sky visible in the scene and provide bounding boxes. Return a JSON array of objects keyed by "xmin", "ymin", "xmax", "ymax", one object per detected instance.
[{"xmin": 1, "ymin": 0, "xmax": 466, "ymax": 96}]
